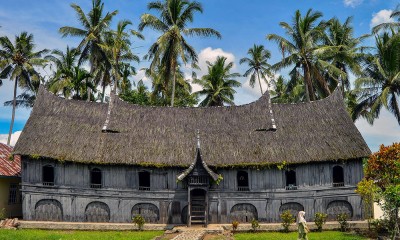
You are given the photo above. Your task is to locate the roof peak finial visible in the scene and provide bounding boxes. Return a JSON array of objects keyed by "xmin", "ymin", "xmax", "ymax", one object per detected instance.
[{"xmin": 196, "ymin": 129, "xmax": 200, "ymax": 149}]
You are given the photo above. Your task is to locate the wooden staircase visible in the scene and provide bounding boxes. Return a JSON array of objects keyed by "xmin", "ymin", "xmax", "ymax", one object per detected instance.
[{"xmin": 190, "ymin": 195, "xmax": 206, "ymax": 226}]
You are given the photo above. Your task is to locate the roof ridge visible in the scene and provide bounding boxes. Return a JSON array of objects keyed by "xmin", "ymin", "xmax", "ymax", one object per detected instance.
[{"xmin": 36, "ymin": 84, "xmax": 343, "ymax": 109}]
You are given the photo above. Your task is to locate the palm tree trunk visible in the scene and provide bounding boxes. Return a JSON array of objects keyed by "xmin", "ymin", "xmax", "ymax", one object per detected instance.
[
  {"xmin": 7, "ymin": 78, "xmax": 18, "ymax": 146},
  {"xmin": 303, "ymin": 67, "xmax": 310, "ymax": 102},
  {"xmin": 303, "ymin": 63, "xmax": 315, "ymax": 101},
  {"xmin": 87, "ymin": 61, "xmax": 95, "ymax": 102},
  {"xmin": 101, "ymin": 83, "xmax": 106, "ymax": 103},
  {"xmin": 87, "ymin": 81, "xmax": 91, "ymax": 101},
  {"xmin": 256, "ymin": 71, "xmax": 264, "ymax": 95},
  {"xmin": 170, "ymin": 59, "xmax": 176, "ymax": 107}
]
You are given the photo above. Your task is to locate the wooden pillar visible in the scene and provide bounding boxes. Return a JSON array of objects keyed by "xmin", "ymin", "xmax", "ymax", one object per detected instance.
[
  {"xmin": 188, "ymin": 187, "xmax": 191, "ymax": 227},
  {"xmin": 205, "ymin": 189, "xmax": 208, "ymax": 227}
]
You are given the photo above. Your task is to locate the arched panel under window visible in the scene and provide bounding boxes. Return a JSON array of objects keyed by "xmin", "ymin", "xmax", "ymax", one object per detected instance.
[
  {"xmin": 42, "ymin": 165, "xmax": 54, "ymax": 186},
  {"xmin": 332, "ymin": 166, "xmax": 344, "ymax": 187},
  {"xmin": 326, "ymin": 200, "xmax": 353, "ymax": 220},
  {"xmin": 230, "ymin": 203, "xmax": 258, "ymax": 222},
  {"xmin": 279, "ymin": 202, "xmax": 304, "ymax": 219},
  {"xmin": 285, "ymin": 170, "xmax": 297, "ymax": 190},
  {"xmin": 85, "ymin": 201, "xmax": 110, "ymax": 222},
  {"xmin": 35, "ymin": 199, "xmax": 63, "ymax": 221},
  {"xmin": 90, "ymin": 168, "xmax": 102, "ymax": 189},
  {"xmin": 132, "ymin": 203, "xmax": 159, "ymax": 223},
  {"xmin": 237, "ymin": 171, "xmax": 249, "ymax": 191},
  {"xmin": 139, "ymin": 171, "xmax": 150, "ymax": 191}
]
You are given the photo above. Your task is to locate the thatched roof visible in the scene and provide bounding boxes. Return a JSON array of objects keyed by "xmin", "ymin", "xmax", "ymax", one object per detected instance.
[{"xmin": 13, "ymin": 86, "xmax": 370, "ymax": 167}]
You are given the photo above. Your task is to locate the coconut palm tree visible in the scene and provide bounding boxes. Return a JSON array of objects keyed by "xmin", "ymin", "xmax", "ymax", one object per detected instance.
[
  {"xmin": 353, "ymin": 32, "xmax": 400, "ymax": 125},
  {"xmin": 372, "ymin": 4, "xmax": 400, "ymax": 33},
  {"xmin": 270, "ymin": 76, "xmax": 304, "ymax": 103},
  {"xmin": 69, "ymin": 66, "xmax": 93, "ymax": 100},
  {"xmin": 193, "ymin": 56, "xmax": 241, "ymax": 106},
  {"xmin": 46, "ymin": 46, "xmax": 80, "ymax": 98},
  {"xmin": 142, "ymin": 63, "xmax": 197, "ymax": 106},
  {"xmin": 0, "ymin": 32, "xmax": 48, "ymax": 145},
  {"xmin": 98, "ymin": 20, "xmax": 143, "ymax": 93},
  {"xmin": 139, "ymin": 0, "xmax": 221, "ymax": 106},
  {"xmin": 59, "ymin": 0, "xmax": 118, "ymax": 101},
  {"xmin": 118, "ymin": 62, "xmax": 136, "ymax": 95},
  {"xmin": 320, "ymin": 17, "xmax": 368, "ymax": 95},
  {"xmin": 267, "ymin": 9, "xmax": 335, "ymax": 101},
  {"xmin": 239, "ymin": 44, "xmax": 273, "ymax": 95}
]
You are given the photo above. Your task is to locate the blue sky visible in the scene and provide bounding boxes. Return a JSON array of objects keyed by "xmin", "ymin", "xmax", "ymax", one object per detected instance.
[{"xmin": 0, "ymin": 0, "xmax": 399, "ymax": 151}]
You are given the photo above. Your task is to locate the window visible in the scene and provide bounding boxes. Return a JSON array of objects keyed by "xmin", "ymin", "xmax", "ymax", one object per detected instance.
[
  {"xmin": 285, "ymin": 170, "xmax": 297, "ymax": 190},
  {"xmin": 138, "ymin": 171, "xmax": 150, "ymax": 191},
  {"xmin": 237, "ymin": 171, "xmax": 249, "ymax": 191},
  {"xmin": 90, "ymin": 168, "xmax": 102, "ymax": 189},
  {"xmin": 8, "ymin": 183, "xmax": 17, "ymax": 204},
  {"xmin": 332, "ymin": 166, "xmax": 344, "ymax": 187},
  {"xmin": 42, "ymin": 165, "xmax": 54, "ymax": 186}
]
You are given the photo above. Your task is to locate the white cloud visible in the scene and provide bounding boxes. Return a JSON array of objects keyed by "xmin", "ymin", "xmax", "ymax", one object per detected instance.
[
  {"xmin": 370, "ymin": 9, "xmax": 394, "ymax": 29},
  {"xmin": 197, "ymin": 47, "xmax": 236, "ymax": 74},
  {"xmin": 343, "ymin": 0, "xmax": 363, "ymax": 8},
  {"xmin": 187, "ymin": 47, "xmax": 236, "ymax": 93},
  {"xmin": 0, "ymin": 131, "xmax": 22, "ymax": 147},
  {"xmin": 242, "ymin": 73, "xmax": 279, "ymax": 96},
  {"xmin": 355, "ymin": 109, "xmax": 400, "ymax": 152}
]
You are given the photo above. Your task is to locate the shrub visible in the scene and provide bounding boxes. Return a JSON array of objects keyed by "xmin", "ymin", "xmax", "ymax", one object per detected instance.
[
  {"xmin": 280, "ymin": 210, "xmax": 295, "ymax": 233},
  {"xmin": 232, "ymin": 220, "xmax": 239, "ymax": 231},
  {"xmin": 370, "ymin": 218, "xmax": 390, "ymax": 235},
  {"xmin": 314, "ymin": 212, "xmax": 328, "ymax": 232},
  {"xmin": 336, "ymin": 213, "xmax": 349, "ymax": 232},
  {"xmin": 132, "ymin": 215, "xmax": 145, "ymax": 230},
  {"xmin": 251, "ymin": 219, "xmax": 260, "ymax": 232},
  {"xmin": 0, "ymin": 208, "xmax": 6, "ymax": 220}
]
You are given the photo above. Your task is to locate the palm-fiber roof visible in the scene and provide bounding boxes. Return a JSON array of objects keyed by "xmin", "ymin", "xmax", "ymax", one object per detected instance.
[{"xmin": 13, "ymin": 86, "xmax": 370, "ymax": 167}]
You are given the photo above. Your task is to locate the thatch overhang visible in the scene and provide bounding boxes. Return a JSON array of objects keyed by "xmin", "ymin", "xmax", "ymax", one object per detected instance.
[{"xmin": 13, "ymin": 86, "xmax": 371, "ymax": 167}]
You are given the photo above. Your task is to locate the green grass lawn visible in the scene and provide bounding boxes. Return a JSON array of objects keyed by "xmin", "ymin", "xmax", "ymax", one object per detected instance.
[
  {"xmin": 234, "ymin": 231, "xmax": 367, "ymax": 240},
  {"xmin": 0, "ymin": 229, "xmax": 163, "ymax": 240}
]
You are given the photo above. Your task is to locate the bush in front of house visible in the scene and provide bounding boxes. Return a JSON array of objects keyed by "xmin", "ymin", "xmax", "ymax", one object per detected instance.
[
  {"xmin": 132, "ymin": 214, "xmax": 145, "ymax": 230},
  {"xmin": 336, "ymin": 213, "xmax": 349, "ymax": 232},
  {"xmin": 251, "ymin": 219, "xmax": 260, "ymax": 232},
  {"xmin": 0, "ymin": 208, "xmax": 6, "ymax": 220},
  {"xmin": 314, "ymin": 212, "xmax": 328, "ymax": 232},
  {"xmin": 232, "ymin": 220, "xmax": 239, "ymax": 232},
  {"xmin": 280, "ymin": 210, "xmax": 295, "ymax": 233}
]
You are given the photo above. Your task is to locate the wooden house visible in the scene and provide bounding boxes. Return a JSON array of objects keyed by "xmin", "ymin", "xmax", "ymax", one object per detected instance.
[{"xmin": 13, "ymin": 86, "xmax": 370, "ymax": 225}]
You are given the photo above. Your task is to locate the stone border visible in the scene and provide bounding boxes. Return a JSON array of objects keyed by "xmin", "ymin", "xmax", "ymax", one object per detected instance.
[
  {"xmin": 18, "ymin": 221, "xmax": 168, "ymax": 231},
  {"xmin": 17, "ymin": 220, "xmax": 368, "ymax": 232},
  {"xmin": 220, "ymin": 221, "xmax": 369, "ymax": 232}
]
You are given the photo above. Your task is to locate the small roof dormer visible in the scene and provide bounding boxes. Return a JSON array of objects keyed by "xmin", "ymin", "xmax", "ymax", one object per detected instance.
[{"xmin": 177, "ymin": 130, "xmax": 219, "ymax": 183}]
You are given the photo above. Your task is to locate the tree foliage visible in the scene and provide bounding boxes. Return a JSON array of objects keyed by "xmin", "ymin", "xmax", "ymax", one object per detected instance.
[
  {"xmin": 240, "ymin": 44, "xmax": 273, "ymax": 95},
  {"xmin": 193, "ymin": 56, "xmax": 241, "ymax": 106},
  {"xmin": 353, "ymin": 32, "xmax": 400, "ymax": 125},
  {"xmin": 359, "ymin": 143, "xmax": 400, "ymax": 238},
  {"xmin": 139, "ymin": 0, "xmax": 221, "ymax": 106}
]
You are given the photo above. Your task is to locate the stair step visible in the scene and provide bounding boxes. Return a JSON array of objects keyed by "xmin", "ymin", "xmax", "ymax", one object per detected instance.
[{"xmin": 191, "ymin": 220, "xmax": 205, "ymax": 223}]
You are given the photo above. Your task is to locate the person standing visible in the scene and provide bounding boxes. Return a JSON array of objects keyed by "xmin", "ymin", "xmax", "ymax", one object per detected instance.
[{"xmin": 297, "ymin": 211, "xmax": 310, "ymax": 240}]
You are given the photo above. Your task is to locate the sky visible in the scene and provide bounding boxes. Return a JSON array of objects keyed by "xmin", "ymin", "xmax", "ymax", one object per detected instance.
[{"xmin": 0, "ymin": 0, "xmax": 399, "ymax": 152}]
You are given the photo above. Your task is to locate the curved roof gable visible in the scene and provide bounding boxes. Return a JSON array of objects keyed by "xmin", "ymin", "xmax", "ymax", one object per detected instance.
[{"xmin": 13, "ymin": 86, "xmax": 370, "ymax": 166}]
